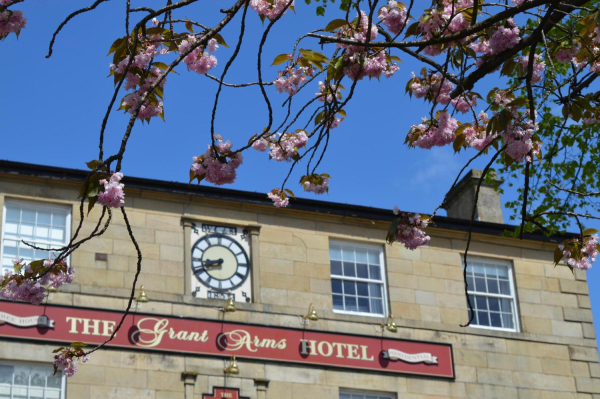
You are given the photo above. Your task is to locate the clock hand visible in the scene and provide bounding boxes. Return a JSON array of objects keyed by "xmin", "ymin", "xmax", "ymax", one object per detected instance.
[{"xmin": 203, "ymin": 258, "xmax": 224, "ymax": 268}]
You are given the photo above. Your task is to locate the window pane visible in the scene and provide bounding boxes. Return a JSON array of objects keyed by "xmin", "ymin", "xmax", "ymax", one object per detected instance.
[
  {"xmin": 358, "ymin": 297, "xmax": 370, "ymax": 313},
  {"xmin": 6, "ymin": 206, "xmax": 20, "ymax": 220},
  {"xmin": 500, "ymin": 298, "xmax": 512, "ymax": 313},
  {"xmin": 37, "ymin": 212, "xmax": 51, "ymax": 225},
  {"xmin": 342, "ymin": 248, "xmax": 354, "ymax": 261},
  {"xmin": 367, "ymin": 251, "xmax": 379, "ymax": 265},
  {"xmin": 499, "ymin": 279, "xmax": 511, "ymax": 295},
  {"xmin": 333, "ymin": 295, "xmax": 344, "ymax": 310},
  {"xmin": 473, "ymin": 264, "xmax": 485, "ymax": 277},
  {"xmin": 4, "ymin": 221, "xmax": 18, "ymax": 237},
  {"xmin": 355, "ymin": 249, "xmax": 368, "ymax": 263},
  {"xmin": 344, "ymin": 296, "xmax": 357, "ymax": 311},
  {"xmin": 369, "ymin": 265, "xmax": 381, "ymax": 280},
  {"xmin": 356, "ymin": 282, "xmax": 368, "ymax": 297},
  {"xmin": 22, "ymin": 208, "xmax": 36, "ymax": 223},
  {"xmin": 344, "ymin": 281, "xmax": 356, "ymax": 295},
  {"xmin": 466, "ymin": 275, "xmax": 474, "ymax": 290},
  {"xmin": 488, "ymin": 297, "xmax": 500, "ymax": 312},
  {"xmin": 356, "ymin": 263, "xmax": 369, "ymax": 278},
  {"xmin": 330, "ymin": 260, "xmax": 342, "ymax": 276},
  {"xmin": 477, "ymin": 311, "xmax": 490, "ymax": 326},
  {"xmin": 343, "ymin": 262, "xmax": 356, "ymax": 277},
  {"xmin": 331, "ymin": 279, "xmax": 343, "ymax": 294},
  {"xmin": 474, "ymin": 277, "xmax": 486, "ymax": 293},
  {"xmin": 487, "ymin": 278, "xmax": 499, "ymax": 294},
  {"xmin": 370, "ymin": 298, "xmax": 383, "ymax": 315},
  {"xmin": 475, "ymin": 296, "xmax": 488, "ymax": 310},
  {"xmin": 502, "ymin": 313, "xmax": 514, "ymax": 329},
  {"xmin": 497, "ymin": 265, "xmax": 509, "ymax": 279},
  {"xmin": 330, "ymin": 245, "xmax": 342, "ymax": 260},
  {"xmin": 51, "ymin": 228, "xmax": 65, "ymax": 242},
  {"xmin": 0, "ymin": 366, "xmax": 13, "ymax": 384},
  {"xmin": 370, "ymin": 283, "xmax": 382, "ymax": 298},
  {"xmin": 490, "ymin": 312, "xmax": 502, "ymax": 328}
]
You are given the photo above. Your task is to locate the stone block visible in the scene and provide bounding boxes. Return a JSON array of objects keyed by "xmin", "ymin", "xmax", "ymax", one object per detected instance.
[
  {"xmin": 260, "ymin": 228, "xmax": 294, "ymax": 245},
  {"xmin": 487, "ymin": 353, "xmax": 519, "ymax": 371},
  {"xmin": 417, "ymin": 276, "xmax": 446, "ymax": 293},
  {"xmin": 542, "ymin": 359, "xmax": 575, "ymax": 376},
  {"xmin": 390, "ymin": 303, "xmax": 420, "ymax": 320},
  {"xmin": 543, "ymin": 277, "xmax": 561, "ymax": 292},
  {"xmin": 260, "ymin": 273, "xmax": 310, "ymax": 291},
  {"xmin": 435, "ymin": 292, "xmax": 467, "ymax": 309},
  {"xmin": 420, "ymin": 248, "xmax": 462, "ymax": 266},
  {"xmin": 104, "ymin": 367, "xmax": 148, "ymax": 389},
  {"xmin": 477, "ymin": 368, "xmax": 514, "ymax": 386},
  {"xmin": 506, "ymin": 341, "xmax": 569, "ymax": 360},
  {"xmin": 564, "ymin": 308, "xmax": 594, "ymax": 323},
  {"xmin": 66, "ymin": 384, "xmax": 91, "ymax": 399},
  {"xmin": 415, "ymin": 290, "xmax": 436, "ymax": 306},
  {"xmin": 518, "ymin": 275, "xmax": 543, "ymax": 290},
  {"xmin": 293, "ymin": 262, "xmax": 330, "ymax": 279},
  {"xmin": 387, "ymin": 273, "xmax": 418, "ymax": 289},
  {"xmin": 292, "ymin": 383, "xmax": 338, "ymax": 399},
  {"xmin": 420, "ymin": 305, "xmax": 441, "ymax": 322},
  {"xmin": 560, "ymin": 280, "xmax": 589, "ymax": 295},
  {"xmin": 518, "ymin": 288, "xmax": 541, "ymax": 304},
  {"xmin": 578, "ymin": 295, "xmax": 592, "ymax": 309},
  {"xmin": 455, "ymin": 349, "xmax": 487, "ymax": 368},
  {"xmin": 461, "ymin": 335, "xmax": 506, "ymax": 353},
  {"xmin": 407, "ymin": 379, "xmax": 466, "ymax": 397},
  {"xmin": 431, "ymin": 264, "xmax": 463, "ymax": 281},
  {"xmin": 514, "ymin": 259, "xmax": 545, "ymax": 276},
  {"xmin": 261, "ymin": 287, "xmax": 288, "ymax": 305},
  {"xmin": 570, "ymin": 346, "xmax": 599, "ymax": 362},
  {"xmin": 522, "ymin": 317, "xmax": 552, "ymax": 335},
  {"xmin": 146, "ymin": 213, "xmax": 180, "ymax": 231},
  {"xmin": 440, "ymin": 307, "xmax": 466, "ymax": 325},
  {"xmin": 387, "ymin": 258, "xmax": 414, "ymax": 274},
  {"xmin": 572, "ymin": 361, "xmax": 591, "ymax": 377},
  {"xmin": 577, "ymin": 378, "xmax": 600, "ymax": 394},
  {"xmin": 147, "ymin": 371, "xmax": 185, "ymax": 392},
  {"xmin": 551, "ymin": 320, "xmax": 584, "ymax": 338},
  {"xmin": 155, "ymin": 230, "xmax": 183, "ymax": 246},
  {"xmin": 517, "ymin": 356, "xmax": 543, "ymax": 373},
  {"xmin": 590, "ymin": 363, "xmax": 600, "ymax": 378},
  {"xmin": 389, "ymin": 287, "xmax": 415, "ymax": 304},
  {"xmin": 159, "ymin": 244, "xmax": 184, "ymax": 262},
  {"xmin": 293, "ymin": 232, "xmax": 329, "ymax": 250},
  {"xmin": 260, "ymin": 242, "xmax": 306, "ymax": 262},
  {"xmin": 456, "ymin": 365, "xmax": 477, "ymax": 383},
  {"xmin": 114, "ymin": 241, "xmax": 160, "ymax": 259},
  {"xmin": 412, "ymin": 260, "xmax": 431, "ymax": 276},
  {"xmin": 445, "ymin": 279, "xmax": 466, "ymax": 295},
  {"xmin": 512, "ymin": 371, "xmax": 576, "ymax": 391},
  {"xmin": 262, "ymin": 258, "xmax": 294, "ymax": 275},
  {"xmin": 520, "ymin": 303, "xmax": 563, "ymax": 320},
  {"xmin": 545, "ymin": 263, "xmax": 577, "ymax": 279},
  {"xmin": 466, "ymin": 383, "xmax": 518, "ymax": 399},
  {"xmin": 306, "ymin": 249, "xmax": 330, "ymax": 265},
  {"xmin": 541, "ymin": 291, "xmax": 578, "ymax": 308}
]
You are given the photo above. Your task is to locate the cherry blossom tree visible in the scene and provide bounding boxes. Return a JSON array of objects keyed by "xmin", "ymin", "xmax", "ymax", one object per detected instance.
[{"xmin": 2, "ymin": 0, "xmax": 600, "ymax": 375}]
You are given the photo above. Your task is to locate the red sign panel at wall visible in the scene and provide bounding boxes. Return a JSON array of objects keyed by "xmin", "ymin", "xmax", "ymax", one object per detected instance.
[{"xmin": 0, "ymin": 302, "xmax": 454, "ymax": 379}]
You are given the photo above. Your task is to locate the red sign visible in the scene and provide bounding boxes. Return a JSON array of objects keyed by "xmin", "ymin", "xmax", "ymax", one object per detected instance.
[
  {"xmin": 0, "ymin": 302, "xmax": 454, "ymax": 379},
  {"xmin": 203, "ymin": 387, "xmax": 248, "ymax": 399}
]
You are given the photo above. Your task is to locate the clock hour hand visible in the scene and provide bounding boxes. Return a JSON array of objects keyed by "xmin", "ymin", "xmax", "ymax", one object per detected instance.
[{"xmin": 202, "ymin": 258, "xmax": 224, "ymax": 269}]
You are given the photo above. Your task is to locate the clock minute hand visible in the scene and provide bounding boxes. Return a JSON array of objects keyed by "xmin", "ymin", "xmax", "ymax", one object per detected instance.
[{"xmin": 203, "ymin": 258, "xmax": 224, "ymax": 269}]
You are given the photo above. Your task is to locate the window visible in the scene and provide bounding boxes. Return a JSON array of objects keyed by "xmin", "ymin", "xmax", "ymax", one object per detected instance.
[
  {"xmin": 329, "ymin": 241, "xmax": 388, "ymax": 317},
  {"xmin": 466, "ymin": 258, "xmax": 519, "ymax": 332},
  {"xmin": 1, "ymin": 199, "xmax": 71, "ymax": 274},
  {"xmin": 0, "ymin": 363, "xmax": 65, "ymax": 399},
  {"xmin": 340, "ymin": 390, "xmax": 395, "ymax": 399}
]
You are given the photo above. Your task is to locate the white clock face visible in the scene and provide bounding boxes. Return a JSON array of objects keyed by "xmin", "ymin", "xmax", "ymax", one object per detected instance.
[{"xmin": 191, "ymin": 234, "xmax": 250, "ymax": 292}]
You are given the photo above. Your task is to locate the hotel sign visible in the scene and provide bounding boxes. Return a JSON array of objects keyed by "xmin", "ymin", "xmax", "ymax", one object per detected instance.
[{"xmin": 0, "ymin": 302, "xmax": 454, "ymax": 379}]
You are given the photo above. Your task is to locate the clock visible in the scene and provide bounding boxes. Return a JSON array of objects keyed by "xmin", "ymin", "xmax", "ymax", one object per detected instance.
[
  {"xmin": 189, "ymin": 224, "xmax": 253, "ymax": 303},
  {"xmin": 192, "ymin": 233, "xmax": 250, "ymax": 291}
]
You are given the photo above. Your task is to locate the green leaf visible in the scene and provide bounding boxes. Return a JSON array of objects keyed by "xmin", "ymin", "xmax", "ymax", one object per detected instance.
[
  {"xmin": 69, "ymin": 342, "xmax": 87, "ymax": 348},
  {"xmin": 213, "ymin": 32, "xmax": 229, "ymax": 48},
  {"xmin": 583, "ymin": 228, "xmax": 599, "ymax": 236},
  {"xmin": 87, "ymin": 196, "xmax": 98, "ymax": 215},
  {"xmin": 185, "ymin": 20, "xmax": 194, "ymax": 33},
  {"xmin": 507, "ymin": 97, "xmax": 528, "ymax": 108},
  {"xmin": 272, "ymin": 54, "xmax": 290, "ymax": 66},
  {"xmin": 386, "ymin": 218, "xmax": 401, "ymax": 244},
  {"xmin": 324, "ymin": 19, "xmax": 349, "ymax": 32},
  {"xmin": 553, "ymin": 246, "xmax": 563, "ymax": 266},
  {"xmin": 86, "ymin": 160, "xmax": 104, "ymax": 171},
  {"xmin": 284, "ymin": 189, "xmax": 296, "ymax": 199}
]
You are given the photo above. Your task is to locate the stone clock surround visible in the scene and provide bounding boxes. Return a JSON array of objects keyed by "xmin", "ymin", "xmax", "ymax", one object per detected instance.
[{"xmin": 183, "ymin": 216, "xmax": 261, "ymax": 303}]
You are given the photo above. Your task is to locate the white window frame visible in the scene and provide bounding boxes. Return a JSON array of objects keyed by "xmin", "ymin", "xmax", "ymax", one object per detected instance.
[
  {"xmin": 466, "ymin": 257, "xmax": 520, "ymax": 333},
  {"xmin": 329, "ymin": 240, "xmax": 389, "ymax": 318},
  {"xmin": 339, "ymin": 389, "xmax": 396, "ymax": 399},
  {"xmin": 0, "ymin": 360, "xmax": 66, "ymax": 399},
  {"xmin": 1, "ymin": 198, "xmax": 72, "ymax": 274}
]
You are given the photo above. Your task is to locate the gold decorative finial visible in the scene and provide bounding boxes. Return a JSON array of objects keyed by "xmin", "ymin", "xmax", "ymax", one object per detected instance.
[
  {"xmin": 222, "ymin": 295, "xmax": 236, "ymax": 313},
  {"xmin": 136, "ymin": 286, "xmax": 149, "ymax": 303},
  {"xmin": 224, "ymin": 356, "xmax": 239, "ymax": 375},
  {"xmin": 383, "ymin": 314, "xmax": 397, "ymax": 333}
]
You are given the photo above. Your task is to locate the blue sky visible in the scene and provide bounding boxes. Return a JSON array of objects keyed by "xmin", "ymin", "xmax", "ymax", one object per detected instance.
[{"xmin": 2, "ymin": 1, "xmax": 600, "ymax": 340}]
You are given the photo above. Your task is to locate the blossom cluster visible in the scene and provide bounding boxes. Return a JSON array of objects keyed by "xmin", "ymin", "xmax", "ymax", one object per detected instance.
[
  {"xmin": 0, "ymin": 6, "xmax": 26, "ymax": 41},
  {"xmin": 190, "ymin": 136, "xmax": 243, "ymax": 186},
  {"xmin": 53, "ymin": 346, "xmax": 89, "ymax": 377},
  {"xmin": 111, "ymin": 33, "xmax": 169, "ymax": 121},
  {"xmin": 378, "ymin": 1, "xmax": 407, "ymax": 35},
  {"xmin": 336, "ymin": 11, "xmax": 399, "ymax": 81},
  {"xmin": 98, "ymin": 172, "xmax": 125, "ymax": 208},
  {"xmin": 407, "ymin": 111, "xmax": 457, "ymax": 149},
  {"xmin": 316, "ymin": 81, "xmax": 341, "ymax": 103},
  {"xmin": 390, "ymin": 206, "xmax": 431, "ymax": 250},
  {"xmin": 470, "ymin": 18, "xmax": 520, "ymax": 67},
  {"xmin": 267, "ymin": 188, "xmax": 289, "ymax": 208},
  {"xmin": 300, "ymin": 173, "xmax": 330, "ymax": 194},
  {"xmin": 558, "ymin": 235, "xmax": 599, "ymax": 271},
  {"xmin": 418, "ymin": 0, "xmax": 472, "ymax": 56},
  {"xmin": 0, "ymin": 259, "xmax": 74, "ymax": 305},
  {"xmin": 462, "ymin": 111, "xmax": 494, "ymax": 151},
  {"xmin": 179, "ymin": 36, "xmax": 219, "ymax": 75},
  {"xmin": 252, "ymin": 131, "xmax": 309, "ymax": 162},
  {"xmin": 250, "ymin": 0, "xmax": 294, "ymax": 20},
  {"xmin": 274, "ymin": 60, "xmax": 314, "ymax": 96},
  {"xmin": 408, "ymin": 71, "xmax": 478, "ymax": 113},
  {"xmin": 517, "ymin": 53, "xmax": 546, "ymax": 84}
]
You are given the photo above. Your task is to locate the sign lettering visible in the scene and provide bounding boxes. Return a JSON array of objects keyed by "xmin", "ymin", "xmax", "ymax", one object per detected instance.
[{"xmin": 0, "ymin": 303, "xmax": 454, "ymax": 379}]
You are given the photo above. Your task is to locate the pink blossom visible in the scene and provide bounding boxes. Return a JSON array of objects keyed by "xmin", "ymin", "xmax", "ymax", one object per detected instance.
[
  {"xmin": 0, "ymin": 274, "xmax": 46, "ymax": 305},
  {"xmin": 0, "ymin": 0, "xmax": 14, "ymax": 5},
  {"xmin": 518, "ymin": 53, "xmax": 545, "ymax": 84},
  {"xmin": 53, "ymin": 347, "xmax": 89, "ymax": 377},
  {"xmin": 464, "ymin": 112, "xmax": 494, "ymax": 151},
  {"xmin": 409, "ymin": 72, "xmax": 453, "ymax": 105},
  {"xmin": 190, "ymin": 138, "xmax": 243, "ymax": 186},
  {"xmin": 274, "ymin": 64, "xmax": 313, "ymax": 95},
  {"xmin": 179, "ymin": 36, "xmax": 218, "ymax": 75},
  {"xmin": 98, "ymin": 173, "xmax": 125, "ymax": 208},
  {"xmin": 378, "ymin": 1, "xmax": 407, "ymax": 35},
  {"xmin": 489, "ymin": 19, "xmax": 520, "ymax": 54},
  {"xmin": 316, "ymin": 81, "xmax": 340, "ymax": 102},
  {"xmin": 409, "ymin": 112, "xmax": 457, "ymax": 149},
  {"xmin": 392, "ymin": 210, "xmax": 430, "ymax": 250},
  {"xmin": 268, "ymin": 131, "xmax": 308, "ymax": 162},
  {"xmin": 451, "ymin": 93, "xmax": 478, "ymax": 113},
  {"xmin": 151, "ymin": 18, "xmax": 159, "ymax": 26},
  {"xmin": 562, "ymin": 235, "xmax": 598, "ymax": 271},
  {"xmin": 250, "ymin": 0, "xmax": 294, "ymax": 20},
  {"xmin": 268, "ymin": 189, "xmax": 289, "ymax": 208},
  {"xmin": 251, "ymin": 138, "xmax": 269, "ymax": 152},
  {"xmin": 302, "ymin": 176, "xmax": 329, "ymax": 194},
  {"xmin": 555, "ymin": 42, "xmax": 581, "ymax": 63},
  {"xmin": 0, "ymin": 9, "xmax": 26, "ymax": 39}
]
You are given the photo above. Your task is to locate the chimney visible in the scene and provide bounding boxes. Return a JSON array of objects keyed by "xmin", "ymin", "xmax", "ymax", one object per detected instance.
[{"xmin": 442, "ymin": 169, "xmax": 504, "ymax": 223}]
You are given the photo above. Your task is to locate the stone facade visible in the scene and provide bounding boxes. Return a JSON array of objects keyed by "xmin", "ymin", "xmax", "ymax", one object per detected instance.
[{"xmin": 0, "ymin": 162, "xmax": 598, "ymax": 399}]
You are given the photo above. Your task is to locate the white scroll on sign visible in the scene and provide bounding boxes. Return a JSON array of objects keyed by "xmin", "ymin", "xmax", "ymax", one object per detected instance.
[
  {"xmin": 383, "ymin": 348, "xmax": 438, "ymax": 364},
  {"xmin": 0, "ymin": 312, "xmax": 54, "ymax": 328}
]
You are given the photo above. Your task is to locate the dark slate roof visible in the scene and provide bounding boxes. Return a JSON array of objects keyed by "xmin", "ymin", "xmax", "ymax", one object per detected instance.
[{"xmin": 0, "ymin": 160, "xmax": 570, "ymax": 243}]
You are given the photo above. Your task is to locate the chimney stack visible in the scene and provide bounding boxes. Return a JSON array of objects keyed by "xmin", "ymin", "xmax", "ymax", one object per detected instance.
[{"xmin": 442, "ymin": 169, "xmax": 504, "ymax": 223}]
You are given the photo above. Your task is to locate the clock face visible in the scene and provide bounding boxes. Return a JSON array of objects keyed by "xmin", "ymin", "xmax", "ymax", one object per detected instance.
[{"xmin": 191, "ymin": 233, "xmax": 250, "ymax": 292}]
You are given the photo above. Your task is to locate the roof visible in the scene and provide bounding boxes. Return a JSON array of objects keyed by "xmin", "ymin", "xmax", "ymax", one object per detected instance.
[{"xmin": 0, "ymin": 160, "xmax": 569, "ymax": 243}]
